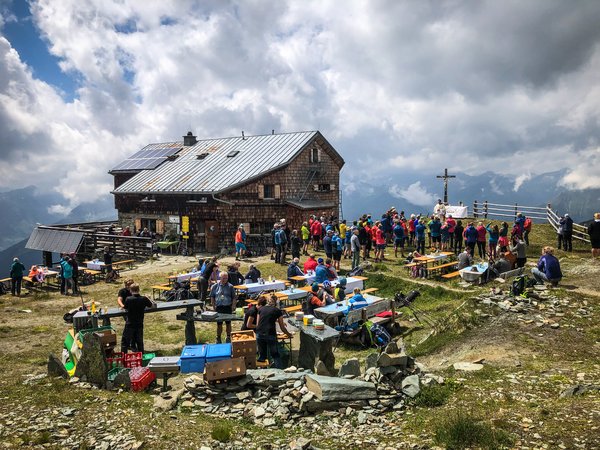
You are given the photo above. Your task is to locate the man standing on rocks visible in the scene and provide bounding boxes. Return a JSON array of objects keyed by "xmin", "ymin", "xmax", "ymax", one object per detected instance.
[
  {"xmin": 210, "ymin": 272, "xmax": 237, "ymax": 343},
  {"xmin": 256, "ymin": 296, "xmax": 293, "ymax": 369},
  {"xmin": 121, "ymin": 283, "xmax": 155, "ymax": 353}
]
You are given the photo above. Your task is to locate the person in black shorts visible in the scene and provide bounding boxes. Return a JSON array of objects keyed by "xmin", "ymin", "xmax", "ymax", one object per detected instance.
[
  {"xmin": 121, "ymin": 283, "xmax": 155, "ymax": 353},
  {"xmin": 209, "ymin": 272, "xmax": 237, "ymax": 343},
  {"xmin": 256, "ymin": 296, "xmax": 293, "ymax": 369}
]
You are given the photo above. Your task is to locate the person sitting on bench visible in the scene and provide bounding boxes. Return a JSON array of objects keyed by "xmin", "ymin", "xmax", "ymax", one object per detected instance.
[{"xmin": 347, "ymin": 287, "xmax": 368, "ymax": 311}]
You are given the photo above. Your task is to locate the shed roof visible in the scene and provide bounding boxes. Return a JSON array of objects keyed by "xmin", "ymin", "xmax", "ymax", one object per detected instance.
[{"xmin": 112, "ymin": 131, "xmax": 343, "ymax": 195}]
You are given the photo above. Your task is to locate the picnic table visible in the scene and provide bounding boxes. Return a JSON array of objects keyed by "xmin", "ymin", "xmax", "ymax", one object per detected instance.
[
  {"xmin": 73, "ymin": 299, "xmax": 202, "ymax": 346},
  {"xmin": 286, "ymin": 318, "xmax": 339, "ymax": 375},
  {"xmin": 233, "ymin": 279, "xmax": 286, "ymax": 294},
  {"xmin": 85, "ymin": 261, "xmax": 106, "ymax": 271},
  {"xmin": 175, "ymin": 311, "xmax": 243, "ymax": 345},
  {"xmin": 313, "ymin": 294, "xmax": 384, "ymax": 320},
  {"xmin": 168, "ymin": 271, "xmax": 201, "ymax": 283}
]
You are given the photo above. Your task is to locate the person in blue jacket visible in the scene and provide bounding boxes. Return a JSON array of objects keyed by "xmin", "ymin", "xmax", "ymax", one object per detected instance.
[
  {"xmin": 314, "ymin": 258, "xmax": 329, "ymax": 283},
  {"xmin": 428, "ymin": 216, "xmax": 442, "ymax": 250},
  {"xmin": 464, "ymin": 222, "xmax": 478, "ymax": 255},
  {"xmin": 347, "ymin": 288, "xmax": 368, "ymax": 311},
  {"xmin": 415, "ymin": 219, "xmax": 426, "ymax": 254},
  {"xmin": 531, "ymin": 246, "xmax": 562, "ymax": 286}
]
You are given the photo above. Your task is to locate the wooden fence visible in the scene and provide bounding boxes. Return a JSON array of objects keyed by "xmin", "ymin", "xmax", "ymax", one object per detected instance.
[{"xmin": 472, "ymin": 201, "xmax": 590, "ymax": 243}]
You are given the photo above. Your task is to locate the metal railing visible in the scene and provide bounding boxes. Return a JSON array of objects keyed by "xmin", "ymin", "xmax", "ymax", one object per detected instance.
[
  {"xmin": 546, "ymin": 204, "xmax": 590, "ymax": 243},
  {"xmin": 472, "ymin": 201, "xmax": 590, "ymax": 243},
  {"xmin": 472, "ymin": 201, "xmax": 547, "ymax": 222}
]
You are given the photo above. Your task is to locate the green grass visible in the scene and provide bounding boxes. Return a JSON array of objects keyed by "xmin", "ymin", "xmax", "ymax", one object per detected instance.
[
  {"xmin": 434, "ymin": 410, "xmax": 514, "ymax": 450},
  {"xmin": 211, "ymin": 422, "xmax": 233, "ymax": 443},
  {"xmin": 413, "ymin": 382, "xmax": 457, "ymax": 407}
]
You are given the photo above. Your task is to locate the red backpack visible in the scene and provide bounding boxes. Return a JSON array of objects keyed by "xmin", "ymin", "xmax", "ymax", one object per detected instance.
[{"xmin": 524, "ymin": 218, "xmax": 532, "ymax": 231}]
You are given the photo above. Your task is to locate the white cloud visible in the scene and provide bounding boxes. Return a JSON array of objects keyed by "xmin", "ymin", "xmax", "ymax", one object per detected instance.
[
  {"xmin": 514, "ymin": 172, "xmax": 531, "ymax": 191},
  {"xmin": 560, "ymin": 148, "xmax": 600, "ymax": 189},
  {"xmin": 0, "ymin": 0, "xmax": 599, "ymax": 209},
  {"xmin": 389, "ymin": 182, "xmax": 437, "ymax": 207}
]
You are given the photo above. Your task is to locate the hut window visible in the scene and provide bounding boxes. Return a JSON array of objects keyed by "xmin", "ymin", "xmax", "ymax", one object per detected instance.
[
  {"xmin": 263, "ymin": 184, "xmax": 275, "ymax": 199},
  {"xmin": 310, "ymin": 147, "xmax": 320, "ymax": 163}
]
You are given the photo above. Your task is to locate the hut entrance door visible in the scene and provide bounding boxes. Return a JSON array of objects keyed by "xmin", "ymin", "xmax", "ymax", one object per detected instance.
[{"xmin": 205, "ymin": 220, "xmax": 220, "ymax": 253}]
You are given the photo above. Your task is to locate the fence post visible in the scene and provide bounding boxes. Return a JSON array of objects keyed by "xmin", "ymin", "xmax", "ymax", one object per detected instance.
[
  {"xmin": 473, "ymin": 200, "xmax": 478, "ymax": 219},
  {"xmin": 484, "ymin": 201, "xmax": 488, "ymax": 219},
  {"xmin": 514, "ymin": 203, "xmax": 518, "ymax": 219}
]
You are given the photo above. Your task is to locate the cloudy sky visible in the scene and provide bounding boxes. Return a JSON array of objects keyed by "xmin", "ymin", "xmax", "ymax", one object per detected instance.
[{"xmin": 1, "ymin": 0, "xmax": 599, "ymax": 212}]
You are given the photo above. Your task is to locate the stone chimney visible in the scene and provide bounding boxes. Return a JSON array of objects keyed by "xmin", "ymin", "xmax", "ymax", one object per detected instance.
[{"xmin": 183, "ymin": 131, "xmax": 197, "ymax": 146}]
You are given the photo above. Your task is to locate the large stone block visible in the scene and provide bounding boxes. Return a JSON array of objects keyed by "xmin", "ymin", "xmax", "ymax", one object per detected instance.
[
  {"xmin": 74, "ymin": 333, "xmax": 108, "ymax": 388},
  {"xmin": 377, "ymin": 352, "xmax": 409, "ymax": 368},
  {"xmin": 338, "ymin": 358, "xmax": 361, "ymax": 378},
  {"xmin": 305, "ymin": 374, "xmax": 378, "ymax": 401}
]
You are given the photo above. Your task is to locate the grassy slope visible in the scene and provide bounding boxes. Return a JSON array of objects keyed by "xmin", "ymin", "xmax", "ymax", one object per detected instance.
[{"xmin": 0, "ymin": 223, "xmax": 599, "ymax": 449}]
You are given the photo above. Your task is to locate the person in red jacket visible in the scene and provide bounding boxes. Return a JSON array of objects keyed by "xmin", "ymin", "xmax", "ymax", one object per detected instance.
[
  {"xmin": 310, "ymin": 219, "xmax": 322, "ymax": 251},
  {"xmin": 476, "ymin": 221, "xmax": 487, "ymax": 259},
  {"xmin": 303, "ymin": 254, "xmax": 318, "ymax": 273}
]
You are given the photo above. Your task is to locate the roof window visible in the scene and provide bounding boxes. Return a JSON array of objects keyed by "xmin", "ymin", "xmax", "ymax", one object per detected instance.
[
  {"xmin": 196, "ymin": 153, "xmax": 209, "ymax": 160},
  {"xmin": 226, "ymin": 150, "xmax": 240, "ymax": 158}
]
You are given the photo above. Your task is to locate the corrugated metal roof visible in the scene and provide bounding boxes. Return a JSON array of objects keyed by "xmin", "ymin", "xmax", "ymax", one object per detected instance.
[
  {"xmin": 113, "ymin": 131, "xmax": 319, "ymax": 194},
  {"xmin": 26, "ymin": 228, "xmax": 85, "ymax": 254}
]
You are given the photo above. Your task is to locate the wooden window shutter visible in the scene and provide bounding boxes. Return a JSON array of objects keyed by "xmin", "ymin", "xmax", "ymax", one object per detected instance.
[
  {"xmin": 313, "ymin": 184, "xmax": 319, "ymax": 191},
  {"xmin": 258, "ymin": 184, "xmax": 265, "ymax": 199},
  {"xmin": 156, "ymin": 219, "xmax": 164, "ymax": 234},
  {"xmin": 274, "ymin": 185, "xmax": 281, "ymax": 199},
  {"xmin": 330, "ymin": 184, "xmax": 336, "ymax": 191},
  {"xmin": 134, "ymin": 218, "xmax": 142, "ymax": 231}
]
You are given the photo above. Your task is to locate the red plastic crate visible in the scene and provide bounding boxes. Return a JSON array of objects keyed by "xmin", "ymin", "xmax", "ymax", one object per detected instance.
[
  {"xmin": 129, "ymin": 367, "xmax": 156, "ymax": 392},
  {"xmin": 107, "ymin": 352, "xmax": 124, "ymax": 368},
  {"xmin": 124, "ymin": 352, "xmax": 142, "ymax": 368}
]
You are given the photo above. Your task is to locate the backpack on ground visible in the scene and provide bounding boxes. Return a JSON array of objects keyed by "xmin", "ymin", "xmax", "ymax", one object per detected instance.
[
  {"xmin": 364, "ymin": 320, "xmax": 391, "ymax": 347},
  {"xmin": 512, "ymin": 275, "xmax": 527, "ymax": 296}
]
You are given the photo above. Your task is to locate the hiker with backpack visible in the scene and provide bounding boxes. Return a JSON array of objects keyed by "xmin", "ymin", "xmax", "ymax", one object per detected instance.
[
  {"xmin": 510, "ymin": 235, "xmax": 527, "ymax": 268},
  {"xmin": 523, "ymin": 217, "xmax": 533, "ymax": 246},
  {"xmin": 558, "ymin": 214, "xmax": 573, "ymax": 252}
]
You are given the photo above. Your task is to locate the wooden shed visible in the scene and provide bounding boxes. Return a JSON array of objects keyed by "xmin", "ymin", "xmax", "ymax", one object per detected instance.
[{"xmin": 110, "ymin": 131, "xmax": 344, "ymax": 253}]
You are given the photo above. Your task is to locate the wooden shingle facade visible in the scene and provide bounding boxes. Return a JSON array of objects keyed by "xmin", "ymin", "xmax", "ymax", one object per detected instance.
[{"xmin": 111, "ymin": 131, "xmax": 344, "ymax": 253}]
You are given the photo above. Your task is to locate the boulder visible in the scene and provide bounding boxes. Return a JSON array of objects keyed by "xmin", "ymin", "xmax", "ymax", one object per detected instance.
[
  {"xmin": 384, "ymin": 342, "xmax": 399, "ymax": 354},
  {"xmin": 401, "ymin": 375, "xmax": 420, "ymax": 398},
  {"xmin": 453, "ymin": 362, "xmax": 484, "ymax": 371},
  {"xmin": 377, "ymin": 352, "xmax": 409, "ymax": 369},
  {"xmin": 47, "ymin": 353, "xmax": 69, "ymax": 379},
  {"xmin": 74, "ymin": 333, "xmax": 108, "ymax": 387},
  {"xmin": 154, "ymin": 389, "xmax": 184, "ymax": 411},
  {"xmin": 305, "ymin": 374, "xmax": 378, "ymax": 401},
  {"xmin": 338, "ymin": 358, "xmax": 361, "ymax": 378},
  {"xmin": 289, "ymin": 437, "xmax": 312, "ymax": 450},
  {"xmin": 113, "ymin": 370, "xmax": 131, "ymax": 391},
  {"xmin": 315, "ymin": 360, "xmax": 331, "ymax": 376},
  {"xmin": 365, "ymin": 352, "xmax": 379, "ymax": 370}
]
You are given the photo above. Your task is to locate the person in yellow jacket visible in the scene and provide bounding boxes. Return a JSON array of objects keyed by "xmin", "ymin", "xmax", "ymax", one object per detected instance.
[
  {"xmin": 334, "ymin": 277, "xmax": 347, "ymax": 302},
  {"xmin": 301, "ymin": 222, "xmax": 310, "ymax": 255}
]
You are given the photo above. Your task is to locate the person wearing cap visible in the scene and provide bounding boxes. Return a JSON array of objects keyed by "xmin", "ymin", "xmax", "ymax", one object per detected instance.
[
  {"xmin": 319, "ymin": 280, "xmax": 336, "ymax": 304},
  {"xmin": 334, "ymin": 278, "xmax": 347, "ymax": 302},
  {"xmin": 234, "ymin": 225, "xmax": 247, "ymax": 260},
  {"xmin": 558, "ymin": 214, "xmax": 574, "ymax": 252},
  {"xmin": 9, "ymin": 257, "xmax": 26, "ymax": 297},
  {"xmin": 314, "ymin": 258, "xmax": 328, "ymax": 283}
]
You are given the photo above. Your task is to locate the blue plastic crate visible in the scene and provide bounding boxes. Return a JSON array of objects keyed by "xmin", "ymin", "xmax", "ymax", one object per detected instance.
[
  {"xmin": 206, "ymin": 343, "xmax": 232, "ymax": 363},
  {"xmin": 179, "ymin": 344, "xmax": 207, "ymax": 373}
]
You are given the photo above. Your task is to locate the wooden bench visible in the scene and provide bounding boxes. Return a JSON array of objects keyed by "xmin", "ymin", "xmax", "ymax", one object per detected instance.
[
  {"xmin": 113, "ymin": 259, "xmax": 135, "ymax": 271},
  {"xmin": 361, "ymin": 287, "xmax": 379, "ymax": 294},
  {"xmin": 426, "ymin": 261, "xmax": 458, "ymax": 276},
  {"xmin": 283, "ymin": 304, "xmax": 302, "ymax": 314},
  {"xmin": 0, "ymin": 277, "xmax": 11, "ymax": 290},
  {"xmin": 441, "ymin": 271, "xmax": 461, "ymax": 279},
  {"xmin": 151, "ymin": 284, "xmax": 171, "ymax": 300}
]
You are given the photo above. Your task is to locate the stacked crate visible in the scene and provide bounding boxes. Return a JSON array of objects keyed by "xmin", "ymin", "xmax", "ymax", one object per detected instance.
[{"xmin": 231, "ymin": 330, "xmax": 257, "ymax": 369}]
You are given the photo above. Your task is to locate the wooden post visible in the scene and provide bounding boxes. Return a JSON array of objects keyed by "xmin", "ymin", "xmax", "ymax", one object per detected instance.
[
  {"xmin": 473, "ymin": 200, "xmax": 478, "ymax": 219},
  {"xmin": 484, "ymin": 201, "xmax": 488, "ymax": 219},
  {"xmin": 514, "ymin": 203, "xmax": 518, "ymax": 219}
]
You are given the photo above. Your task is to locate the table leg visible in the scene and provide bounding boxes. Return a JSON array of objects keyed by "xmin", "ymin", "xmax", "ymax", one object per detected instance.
[
  {"xmin": 184, "ymin": 306, "xmax": 197, "ymax": 345},
  {"xmin": 102, "ymin": 317, "xmax": 111, "ymax": 327}
]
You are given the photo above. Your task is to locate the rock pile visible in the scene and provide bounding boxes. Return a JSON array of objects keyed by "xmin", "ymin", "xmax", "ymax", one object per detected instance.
[
  {"xmin": 473, "ymin": 286, "xmax": 594, "ymax": 326},
  {"xmin": 173, "ymin": 339, "xmax": 441, "ymax": 427}
]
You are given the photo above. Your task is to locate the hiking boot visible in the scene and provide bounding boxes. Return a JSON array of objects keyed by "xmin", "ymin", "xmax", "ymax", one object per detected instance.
[{"xmin": 216, "ymin": 337, "xmax": 222, "ymax": 344}]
